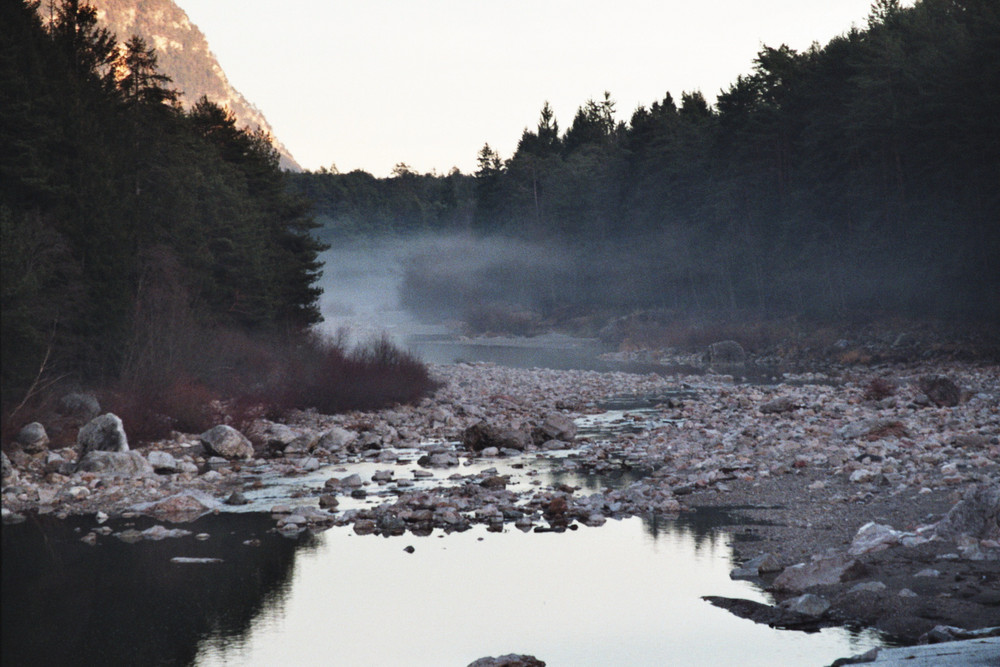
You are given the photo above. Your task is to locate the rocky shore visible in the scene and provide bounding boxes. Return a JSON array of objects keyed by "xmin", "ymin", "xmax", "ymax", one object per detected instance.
[{"xmin": 3, "ymin": 349, "xmax": 998, "ymax": 647}]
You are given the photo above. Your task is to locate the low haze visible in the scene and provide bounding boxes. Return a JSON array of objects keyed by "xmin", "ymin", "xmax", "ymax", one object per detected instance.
[{"xmin": 175, "ymin": 0, "xmax": 881, "ymax": 175}]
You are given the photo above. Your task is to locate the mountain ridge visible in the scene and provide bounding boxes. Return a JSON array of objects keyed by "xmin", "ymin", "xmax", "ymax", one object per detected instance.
[{"xmin": 64, "ymin": 0, "xmax": 302, "ymax": 171}]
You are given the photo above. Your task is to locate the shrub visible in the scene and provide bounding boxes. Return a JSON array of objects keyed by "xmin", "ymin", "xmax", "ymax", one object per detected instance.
[{"xmin": 863, "ymin": 377, "xmax": 896, "ymax": 401}]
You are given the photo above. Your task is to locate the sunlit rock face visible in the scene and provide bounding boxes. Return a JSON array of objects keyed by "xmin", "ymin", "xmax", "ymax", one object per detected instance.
[{"xmin": 50, "ymin": 0, "xmax": 300, "ymax": 170}]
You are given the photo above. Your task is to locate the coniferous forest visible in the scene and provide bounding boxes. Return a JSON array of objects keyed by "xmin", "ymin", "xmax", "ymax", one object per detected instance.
[
  {"xmin": 3, "ymin": 0, "xmax": 999, "ymax": 436},
  {"xmin": 1, "ymin": 0, "xmax": 435, "ymax": 435},
  {"xmin": 290, "ymin": 0, "xmax": 999, "ymax": 328}
]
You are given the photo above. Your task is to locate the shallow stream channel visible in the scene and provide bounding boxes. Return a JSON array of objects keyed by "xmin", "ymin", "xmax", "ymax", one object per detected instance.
[{"xmin": 2, "ymin": 334, "xmax": 894, "ymax": 666}]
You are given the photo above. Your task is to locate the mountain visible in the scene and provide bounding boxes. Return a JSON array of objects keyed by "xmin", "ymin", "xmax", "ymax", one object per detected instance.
[{"xmin": 65, "ymin": 0, "xmax": 302, "ymax": 171}]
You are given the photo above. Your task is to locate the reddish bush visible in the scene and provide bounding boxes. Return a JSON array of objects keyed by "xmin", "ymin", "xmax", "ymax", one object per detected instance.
[
  {"xmin": 863, "ymin": 378, "xmax": 896, "ymax": 401},
  {"xmin": 105, "ymin": 322, "xmax": 437, "ymax": 445},
  {"xmin": 277, "ymin": 334, "xmax": 439, "ymax": 414}
]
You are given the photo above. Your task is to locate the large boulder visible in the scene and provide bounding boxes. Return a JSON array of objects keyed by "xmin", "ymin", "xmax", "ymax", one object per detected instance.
[
  {"xmin": 199, "ymin": 425, "xmax": 253, "ymax": 460},
  {"xmin": 706, "ymin": 340, "xmax": 746, "ymax": 365},
  {"xmin": 462, "ymin": 422, "xmax": 532, "ymax": 452},
  {"xmin": 849, "ymin": 522, "xmax": 904, "ymax": 556},
  {"xmin": 918, "ymin": 375, "xmax": 961, "ymax": 407},
  {"xmin": 468, "ymin": 655, "xmax": 546, "ymax": 667},
  {"xmin": 144, "ymin": 493, "xmax": 213, "ymax": 523},
  {"xmin": 58, "ymin": 392, "xmax": 101, "ymax": 423},
  {"xmin": 934, "ymin": 484, "xmax": 1000, "ymax": 541},
  {"xmin": 771, "ymin": 553, "xmax": 867, "ymax": 592},
  {"xmin": 315, "ymin": 427, "xmax": 357, "ymax": 452},
  {"xmin": 77, "ymin": 413, "xmax": 128, "ymax": 456},
  {"xmin": 76, "ymin": 450, "xmax": 153, "ymax": 477},
  {"xmin": 248, "ymin": 420, "xmax": 299, "ymax": 454},
  {"xmin": 531, "ymin": 413, "xmax": 577, "ymax": 445},
  {"xmin": 15, "ymin": 422, "xmax": 49, "ymax": 453},
  {"xmin": 146, "ymin": 450, "xmax": 180, "ymax": 474}
]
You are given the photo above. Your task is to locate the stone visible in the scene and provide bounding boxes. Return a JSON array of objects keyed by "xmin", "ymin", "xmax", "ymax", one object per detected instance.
[
  {"xmin": 199, "ymin": 425, "xmax": 253, "ymax": 460},
  {"xmin": 1, "ymin": 451, "xmax": 15, "ymax": 484},
  {"xmin": 934, "ymin": 484, "xmax": 1000, "ymax": 541},
  {"xmin": 952, "ymin": 434, "xmax": 989, "ymax": 449},
  {"xmin": 337, "ymin": 473, "xmax": 363, "ymax": 488},
  {"xmin": 77, "ymin": 413, "xmax": 128, "ymax": 456},
  {"xmin": 706, "ymin": 340, "xmax": 746, "ymax": 365},
  {"xmin": 829, "ymin": 647, "xmax": 880, "ymax": 665},
  {"xmin": 353, "ymin": 519, "xmax": 377, "ymax": 535},
  {"xmin": 283, "ymin": 434, "xmax": 318, "ymax": 456},
  {"xmin": 116, "ymin": 529, "xmax": 144, "ymax": 543},
  {"xmin": 480, "ymin": 475, "xmax": 509, "ymax": 489},
  {"xmin": 356, "ymin": 432, "xmax": 383, "ymax": 450},
  {"xmin": 251, "ymin": 421, "xmax": 299, "ymax": 453},
  {"xmin": 849, "ymin": 469, "xmax": 880, "ymax": 484},
  {"xmin": 418, "ymin": 451, "xmax": 459, "ymax": 468},
  {"xmin": 315, "ymin": 426, "xmax": 356, "ymax": 451},
  {"xmin": 225, "ymin": 490, "xmax": 249, "ymax": 506},
  {"xmin": 837, "ymin": 418, "xmax": 907, "ymax": 441},
  {"xmin": 145, "ymin": 493, "xmax": 212, "ymax": 523},
  {"xmin": 847, "ymin": 581, "xmax": 887, "ymax": 594},
  {"xmin": 2, "ymin": 508, "xmax": 26, "ymax": 524},
  {"xmin": 318, "ymin": 494, "xmax": 339, "ymax": 509},
  {"xmin": 918, "ymin": 375, "xmax": 961, "ymax": 407},
  {"xmin": 467, "ymin": 655, "xmax": 546, "ymax": 667},
  {"xmin": 532, "ymin": 412, "xmax": 577, "ymax": 445},
  {"xmin": 759, "ymin": 397, "xmax": 797, "ymax": 414},
  {"xmin": 58, "ymin": 392, "xmax": 101, "ymax": 423},
  {"xmin": 16, "ymin": 422, "xmax": 49, "ymax": 453},
  {"xmin": 772, "ymin": 554, "xmax": 867, "ymax": 592},
  {"xmin": 147, "ymin": 450, "xmax": 179, "ymax": 473},
  {"xmin": 849, "ymin": 522, "xmax": 903, "ymax": 556},
  {"xmin": 730, "ymin": 553, "xmax": 782, "ymax": 579},
  {"xmin": 76, "ymin": 450, "xmax": 152, "ymax": 477},
  {"xmin": 372, "ymin": 470, "xmax": 394, "ymax": 482},
  {"xmin": 781, "ymin": 593, "xmax": 830, "ymax": 617},
  {"xmin": 141, "ymin": 525, "xmax": 192, "ymax": 540},
  {"xmin": 462, "ymin": 421, "xmax": 531, "ymax": 452}
]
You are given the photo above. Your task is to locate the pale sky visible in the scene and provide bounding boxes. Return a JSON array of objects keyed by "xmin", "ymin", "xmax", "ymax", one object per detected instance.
[{"xmin": 175, "ymin": 1, "xmax": 882, "ymax": 176}]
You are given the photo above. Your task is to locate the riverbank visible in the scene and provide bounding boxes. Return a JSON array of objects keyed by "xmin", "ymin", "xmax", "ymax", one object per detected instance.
[{"xmin": 3, "ymin": 353, "xmax": 998, "ymax": 647}]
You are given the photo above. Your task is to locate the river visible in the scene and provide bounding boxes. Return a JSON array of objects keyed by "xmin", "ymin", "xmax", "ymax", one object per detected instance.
[{"xmin": 1, "ymin": 243, "xmax": 893, "ymax": 666}]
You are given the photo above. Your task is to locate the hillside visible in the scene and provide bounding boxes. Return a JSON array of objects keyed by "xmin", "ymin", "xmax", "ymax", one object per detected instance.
[{"xmin": 61, "ymin": 0, "xmax": 301, "ymax": 171}]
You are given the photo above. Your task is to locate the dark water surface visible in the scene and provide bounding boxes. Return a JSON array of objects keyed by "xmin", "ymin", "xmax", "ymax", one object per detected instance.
[{"xmin": 3, "ymin": 510, "xmax": 886, "ymax": 667}]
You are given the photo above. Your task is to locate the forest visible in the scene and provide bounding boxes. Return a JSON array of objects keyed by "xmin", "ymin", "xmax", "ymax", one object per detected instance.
[
  {"xmin": 1, "ymin": 0, "xmax": 432, "ymax": 439},
  {"xmin": 290, "ymin": 0, "xmax": 999, "ymax": 328}
]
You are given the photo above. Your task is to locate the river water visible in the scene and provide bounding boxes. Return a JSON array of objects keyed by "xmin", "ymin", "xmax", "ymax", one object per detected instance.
[
  {"xmin": 1, "ymin": 244, "xmax": 892, "ymax": 665},
  {"xmin": 3, "ymin": 509, "xmax": 885, "ymax": 667}
]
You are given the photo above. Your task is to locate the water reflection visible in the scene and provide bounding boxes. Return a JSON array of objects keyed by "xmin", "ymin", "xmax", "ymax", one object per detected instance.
[
  {"xmin": 2, "ymin": 513, "xmax": 304, "ymax": 667},
  {"xmin": 4, "ymin": 511, "xmax": 884, "ymax": 667}
]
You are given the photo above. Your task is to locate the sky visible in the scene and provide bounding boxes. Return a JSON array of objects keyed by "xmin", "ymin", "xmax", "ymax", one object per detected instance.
[{"xmin": 175, "ymin": 1, "xmax": 882, "ymax": 176}]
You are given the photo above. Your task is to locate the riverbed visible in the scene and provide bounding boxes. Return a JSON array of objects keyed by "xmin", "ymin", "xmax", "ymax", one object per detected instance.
[{"xmin": 4, "ymin": 329, "xmax": 998, "ymax": 665}]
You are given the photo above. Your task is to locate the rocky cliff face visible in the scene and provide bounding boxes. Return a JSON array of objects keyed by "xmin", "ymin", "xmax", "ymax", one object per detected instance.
[{"xmin": 77, "ymin": 0, "xmax": 301, "ymax": 170}]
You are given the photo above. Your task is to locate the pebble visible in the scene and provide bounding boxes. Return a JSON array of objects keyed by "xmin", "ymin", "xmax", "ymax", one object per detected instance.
[{"xmin": 3, "ymin": 359, "xmax": 998, "ymax": 545}]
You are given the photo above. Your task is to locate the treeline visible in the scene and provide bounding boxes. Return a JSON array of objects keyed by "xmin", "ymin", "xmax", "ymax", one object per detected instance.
[
  {"xmin": 297, "ymin": 0, "xmax": 999, "ymax": 324},
  {"xmin": 287, "ymin": 164, "xmax": 474, "ymax": 240},
  {"xmin": 0, "ymin": 1, "xmax": 334, "ymax": 425}
]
